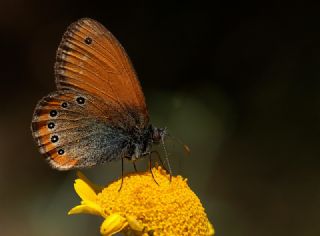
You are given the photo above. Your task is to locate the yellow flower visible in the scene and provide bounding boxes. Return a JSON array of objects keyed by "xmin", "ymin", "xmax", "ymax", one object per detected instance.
[{"xmin": 69, "ymin": 166, "xmax": 214, "ymax": 236}]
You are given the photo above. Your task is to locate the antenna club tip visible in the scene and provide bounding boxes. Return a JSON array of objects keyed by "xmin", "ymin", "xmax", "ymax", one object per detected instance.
[{"xmin": 184, "ymin": 145, "xmax": 191, "ymax": 154}]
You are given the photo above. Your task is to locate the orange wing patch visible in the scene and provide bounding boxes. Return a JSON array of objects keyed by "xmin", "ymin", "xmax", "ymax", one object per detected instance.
[{"xmin": 49, "ymin": 153, "xmax": 78, "ymax": 170}]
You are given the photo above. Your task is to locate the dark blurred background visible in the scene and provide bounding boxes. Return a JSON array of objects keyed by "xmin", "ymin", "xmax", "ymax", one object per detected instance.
[{"xmin": 1, "ymin": 1, "xmax": 320, "ymax": 235}]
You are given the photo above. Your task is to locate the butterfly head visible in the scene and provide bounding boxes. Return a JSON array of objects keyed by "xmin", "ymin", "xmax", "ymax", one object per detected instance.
[{"xmin": 151, "ymin": 126, "xmax": 167, "ymax": 144}]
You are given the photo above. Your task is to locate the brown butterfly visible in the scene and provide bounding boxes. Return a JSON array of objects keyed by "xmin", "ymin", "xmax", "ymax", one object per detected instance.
[{"xmin": 31, "ymin": 18, "xmax": 168, "ymax": 176}]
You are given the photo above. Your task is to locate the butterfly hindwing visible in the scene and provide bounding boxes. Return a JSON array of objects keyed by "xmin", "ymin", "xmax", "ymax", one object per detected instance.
[{"xmin": 31, "ymin": 91, "xmax": 132, "ymax": 170}]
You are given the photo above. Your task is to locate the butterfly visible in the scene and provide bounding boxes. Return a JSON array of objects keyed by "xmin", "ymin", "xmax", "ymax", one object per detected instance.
[{"xmin": 31, "ymin": 18, "xmax": 168, "ymax": 174}]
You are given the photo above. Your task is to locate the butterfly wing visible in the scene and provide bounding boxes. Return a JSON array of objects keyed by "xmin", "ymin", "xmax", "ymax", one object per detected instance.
[
  {"xmin": 55, "ymin": 18, "xmax": 148, "ymax": 127},
  {"xmin": 32, "ymin": 18, "xmax": 150, "ymax": 170},
  {"xmin": 31, "ymin": 91, "xmax": 133, "ymax": 170}
]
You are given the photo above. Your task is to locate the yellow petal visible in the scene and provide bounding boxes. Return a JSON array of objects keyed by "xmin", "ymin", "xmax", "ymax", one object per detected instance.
[
  {"xmin": 77, "ymin": 171, "xmax": 104, "ymax": 193},
  {"xmin": 100, "ymin": 214, "xmax": 128, "ymax": 236},
  {"xmin": 68, "ymin": 201, "xmax": 102, "ymax": 216},
  {"xmin": 208, "ymin": 221, "xmax": 215, "ymax": 235},
  {"xmin": 126, "ymin": 215, "xmax": 144, "ymax": 232},
  {"xmin": 74, "ymin": 178, "xmax": 97, "ymax": 202}
]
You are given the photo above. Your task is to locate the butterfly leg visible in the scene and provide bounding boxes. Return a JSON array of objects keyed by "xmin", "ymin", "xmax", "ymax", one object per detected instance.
[
  {"xmin": 133, "ymin": 161, "xmax": 138, "ymax": 172},
  {"xmin": 118, "ymin": 158, "xmax": 124, "ymax": 192},
  {"xmin": 148, "ymin": 153, "xmax": 159, "ymax": 186},
  {"xmin": 149, "ymin": 151, "xmax": 172, "ymax": 182},
  {"xmin": 150, "ymin": 151, "xmax": 169, "ymax": 173}
]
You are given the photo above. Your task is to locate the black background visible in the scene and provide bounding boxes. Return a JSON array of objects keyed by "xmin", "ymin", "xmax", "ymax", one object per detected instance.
[{"xmin": 0, "ymin": 1, "xmax": 320, "ymax": 236}]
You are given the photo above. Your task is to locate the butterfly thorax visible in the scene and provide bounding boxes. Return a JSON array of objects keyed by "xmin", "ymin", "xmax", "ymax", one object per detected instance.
[{"xmin": 126, "ymin": 125, "xmax": 166, "ymax": 161}]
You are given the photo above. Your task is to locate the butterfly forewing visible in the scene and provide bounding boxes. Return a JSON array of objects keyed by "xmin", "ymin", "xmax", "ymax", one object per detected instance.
[{"xmin": 55, "ymin": 18, "xmax": 148, "ymax": 126}]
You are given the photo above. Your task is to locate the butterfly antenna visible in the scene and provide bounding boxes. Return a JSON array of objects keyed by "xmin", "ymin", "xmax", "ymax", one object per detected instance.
[
  {"xmin": 166, "ymin": 133, "xmax": 191, "ymax": 155},
  {"xmin": 161, "ymin": 136, "xmax": 172, "ymax": 181}
]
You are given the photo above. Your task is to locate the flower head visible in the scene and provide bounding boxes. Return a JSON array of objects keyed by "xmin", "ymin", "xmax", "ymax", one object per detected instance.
[{"xmin": 69, "ymin": 166, "xmax": 214, "ymax": 236}]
